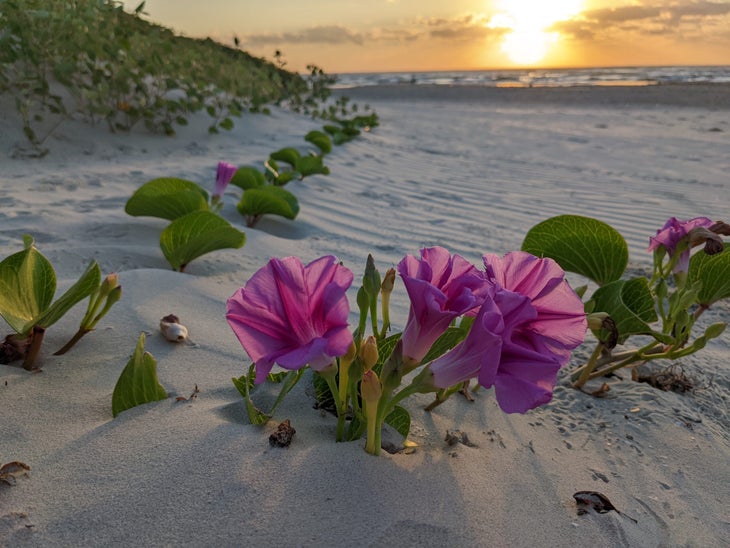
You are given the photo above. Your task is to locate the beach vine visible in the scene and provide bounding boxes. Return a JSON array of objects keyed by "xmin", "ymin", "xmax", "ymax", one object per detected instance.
[
  {"xmin": 227, "ymin": 249, "xmax": 587, "ymax": 455},
  {"xmin": 225, "ymin": 215, "xmax": 729, "ymax": 455},
  {"xmin": 125, "ymin": 110, "xmax": 377, "ymax": 270},
  {"xmin": 520, "ymin": 215, "xmax": 729, "ymax": 389},
  {"xmin": 0, "ymin": 236, "xmax": 121, "ymax": 369}
]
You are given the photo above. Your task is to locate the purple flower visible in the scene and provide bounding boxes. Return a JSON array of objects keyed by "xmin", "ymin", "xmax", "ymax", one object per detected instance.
[
  {"xmin": 226, "ymin": 256, "xmax": 354, "ymax": 383},
  {"xmin": 214, "ymin": 161, "xmax": 237, "ymax": 198},
  {"xmin": 398, "ymin": 247, "xmax": 490, "ymax": 364},
  {"xmin": 429, "ymin": 296, "xmax": 504, "ymax": 389},
  {"xmin": 477, "ymin": 252, "xmax": 587, "ymax": 412},
  {"xmin": 648, "ymin": 216, "xmax": 714, "ymax": 273},
  {"xmin": 483, "ymin": 252, "xmax": 587, "ymax": 366},
  {"xmin": 410, "ymin": 250, "xmax": 586, "ymax": 414}
]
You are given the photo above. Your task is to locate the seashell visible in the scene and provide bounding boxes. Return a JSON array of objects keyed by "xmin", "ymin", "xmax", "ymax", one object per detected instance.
[{"xmin": 160, "ymin": 314, "xmax": 188, "ymax": 342}]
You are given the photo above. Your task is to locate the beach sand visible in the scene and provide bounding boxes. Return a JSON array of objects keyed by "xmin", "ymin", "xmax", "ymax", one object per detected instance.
[{"xmin": 1, "ymin": 83, "xmax": 729, "ymax": 546}]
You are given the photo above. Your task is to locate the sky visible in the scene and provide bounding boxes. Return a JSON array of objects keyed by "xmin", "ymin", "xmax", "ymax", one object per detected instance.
[{"xmin": 121, "ymin": 0, "xmax": 730, "ymax": 73}]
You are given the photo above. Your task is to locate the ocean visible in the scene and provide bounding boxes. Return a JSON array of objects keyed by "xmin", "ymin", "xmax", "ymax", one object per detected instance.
[{"xmin": 332, "ymin": 65, "xmax": 730, "ymax": 89}]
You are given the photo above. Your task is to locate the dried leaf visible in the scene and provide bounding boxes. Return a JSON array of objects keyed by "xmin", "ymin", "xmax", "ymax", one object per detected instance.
[{"xmin": 573, "ymin": 491, "xmax": 637, "ymax": 523}]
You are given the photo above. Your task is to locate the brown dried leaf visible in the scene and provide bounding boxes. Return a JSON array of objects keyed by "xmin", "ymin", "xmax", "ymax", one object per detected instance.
[{"xmin": 573, "ymin": 491, "xmax": 637, "ymax": 523}]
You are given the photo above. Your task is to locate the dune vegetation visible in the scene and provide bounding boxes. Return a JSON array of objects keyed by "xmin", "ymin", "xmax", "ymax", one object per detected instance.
[{"xmin": 0, "ymin": 0, "xmax": 341, "ymax": 155}]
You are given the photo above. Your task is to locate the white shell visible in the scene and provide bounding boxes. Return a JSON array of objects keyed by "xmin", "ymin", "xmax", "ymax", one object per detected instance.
[{"xmin": 160, "ymin": 321, "xmax": 188, "ymax": 342}]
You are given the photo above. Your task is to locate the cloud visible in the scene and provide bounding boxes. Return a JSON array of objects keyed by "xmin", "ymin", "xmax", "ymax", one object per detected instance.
[
  {"xmin": 241, "ymin": 13, "xmax": 503, "ymax": 49},
  {"xmin": 422, "ymin": 13, "xmax": 504, "ymax": 41},
  {"xmin": 242, "ymin": 25, "xmax": 365, "ymax": 47},
  {"xmin": 553, "ymin": 1, "xmax": 730, "ymax": 39}
]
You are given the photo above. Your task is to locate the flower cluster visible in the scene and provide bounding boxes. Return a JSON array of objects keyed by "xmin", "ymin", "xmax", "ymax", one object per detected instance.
[{"xmin": 226, "ymin": 247, "xmax": 586, "ymax": 455}]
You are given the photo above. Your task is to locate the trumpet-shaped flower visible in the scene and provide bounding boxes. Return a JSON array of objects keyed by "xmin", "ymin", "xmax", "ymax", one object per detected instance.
[
  {"xmin": 429, "ymin": 296, "xmax": 504, "ymax": 389},
  {"xmin": 226, "ymin": 256, "xmax": 354, "ymax": 383},
  {"xmin": 478, "ymin": 252, "xmax": 587, "ymax": 412},
  {"xmin": 648, "ymin": 216, "xmax": 714, "ymax": 273},
  {"xmin": 214, "ymin": 161, "xmax": 238, "ymax": 198},
  {"xmin": 398, "ymin": 247, "xmax": 490, "ymax": 364},
  {"xmin": 429, "ymin": 287, "xmax": 566, "ymax": 413},
  {"xmin": 483, "ymin": 251, "xmax": 587, "ymax": 365}
]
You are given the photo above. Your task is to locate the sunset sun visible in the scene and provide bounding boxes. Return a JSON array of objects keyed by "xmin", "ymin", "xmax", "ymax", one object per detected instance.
[{"xmin": 490, "ymin": 0, "xmax": 583, "ymax": 65}]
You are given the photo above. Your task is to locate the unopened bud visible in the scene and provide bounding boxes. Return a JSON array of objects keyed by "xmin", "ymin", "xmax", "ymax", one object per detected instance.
[
  {"xmin": 586, "ymin": 312, "xmax": 609, "ymax": 331},
  {"xmin": 106, "ymin": 285, "xmax": 123, "ymax": 306},
  {"xmin": 381, "ymin": 268, "xmax": 396, "ymax": 294},
  {"xmin": 360, "ymin": 335, "xmax": 378, "ymax": 370},
  {"xmin": 98, "ymin": 273, "xmax": 119, "ymax": 298},
  {"xmin": 343, "ymin": 340, "xmax": 357, "ymax": 362},
  {"xmin": 361, "ymin": 369, "xmax": 382, "ymax": 404}
]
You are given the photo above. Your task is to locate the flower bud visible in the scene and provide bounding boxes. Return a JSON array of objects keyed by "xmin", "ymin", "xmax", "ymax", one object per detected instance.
[
  {"xmin": 586, "ymin": 312, "xmax": 609, "ymax": 331},
  {"xmin": 361, "ymin": 369, "xmax": 382, "ymax": 404},
  {"xmin": 343, "ymin": 340, "xmax": 357, "ymax": 363},
  {"xmin": 105, "ymin": 285, "xmax": 123, "ymax": 307},
  {"xmin": 381, "ymin": 268, "xmax": 396, "ymax": 295},
  {"xmin": 100, "ymin": 273, "xmax": 119, "ymax": 295},
  {"xmin": 360, "ymin": 335, "xmax": 378, "ymax": 370}
]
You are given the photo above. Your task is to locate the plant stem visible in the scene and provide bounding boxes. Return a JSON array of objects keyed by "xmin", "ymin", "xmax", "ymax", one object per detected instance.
[
  {"xmin": 321, "ymin": 372, "xmax": 342, "ymax": 442},
  {"xmin": 572, "ymin": 342, "xmax": 605, "ymax": 388},
  {"xmin": 364, "ymin": 398, "xmax": 379, "ymax": 455},
  {"xmin": 694, "ymin": 303, "xmax": 709, "ymax": 321},
  {"xmin": 53, "ymin": 327, "xmax": 91, "ymax": 356},
  {"xmin": 336, "ymin": 363, "xmax": 350, "ymax": 442},
  {"xmin": 23, "ymin": 326, "xmax": 45, "ymax": 370}
]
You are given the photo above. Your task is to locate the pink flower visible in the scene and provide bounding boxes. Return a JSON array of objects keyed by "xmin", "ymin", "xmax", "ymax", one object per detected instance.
[
  {"xmin": 214, "ymin": 161, "xmax": 237, "ymax": 198},
  {"xmin": 429, "ymin": 296, "xmax": 504, "ymax": 388},
  {"xmin": 226, "ymin": 256, "xmax": 354, "ymax": 383},
  {"xmin": 648, "ymin": 216, "xmax": 714, "ymax": 273},
  {"xmin": 430, "ymin": 287, "xmax": 567, "ymax": 413},
  {"xmin": 436, "ymin": 251, "xmax": 586, "ymax": 413},
  {"xmin": 483, "ymin": 252, "xmax": 587, "ymax": 366},
  {"xmin": 398, "ymin": 247, "xmax": 489, "ymax": 364},
  {"xmin": 481, "ymin": 252, "xmax": 587, "ymax": 412}
]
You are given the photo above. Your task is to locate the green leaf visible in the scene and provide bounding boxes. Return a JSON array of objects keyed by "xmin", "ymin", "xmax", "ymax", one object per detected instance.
[
  {"xmin": 232, "ymin": 364, "xmax": 270, "ymax": 425},
  {"xmin": 313, "ymin": 370, "xmax": 335, "ymax": 410},
  {"xmin": 273, "ymin": 171, "xmax": 297, "ymax": 186},
  {"xmin": 522, "ymin": 215, "xmax": 628, "ymax": 286},
  {"xmin": 125, "ymin": 178, "xmax": 209, "ymax": 221},
  {"xmin": 112, "ymin": 333, "xmax": 168, "ymax": 418},
  {"xmin": 160, "ymin": 211, "xmax": 246, "ymax": 271},
  {"xmin": 304, "ymin": 130, "xmax": 332, "ymax": 155},
  {"xmin": 33, "ymin": 260, "xmax": 101, "ymax": 331},
  {"xmin": 373, "ymin": 333, "xmax": 401, "ymax": 373},
  {"xmin": 0, "ymin": 237, "xmax": 56, "ymax": 334},
  {"xmin": 588, "ymin": 277, "xmax": 657, "ymax": 344},
  {"xmin": 296, "ymin": 155, "xmax": 330, "ymax": 178},
  {"xmin": 231, "ymin": 365, "xmax": 305, "ymax": 425},
  {"xmin": 230, "ymin": 167, "xmax": 266, "ymax": 190},
  {"xmin": 384, "ymin": 405, "xmax": 411, "ymax": 439},
  {"xmin": 219, "ymin": 117, "xmax": 234, "ymax": 131},
  {"xmin": 689, "ymin": 244, "xmax": 730, "ymax": 306},
  {"xmin": 237, "ymin": 187, "xmax": 299, "ymax": 221},
  {"xmin": 270, "ymin": 147, "xmax": 301, "ymax": 168},
  {"xmin": 268, "ymin": 369, "xmax": 305, "ymax": 416}
]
